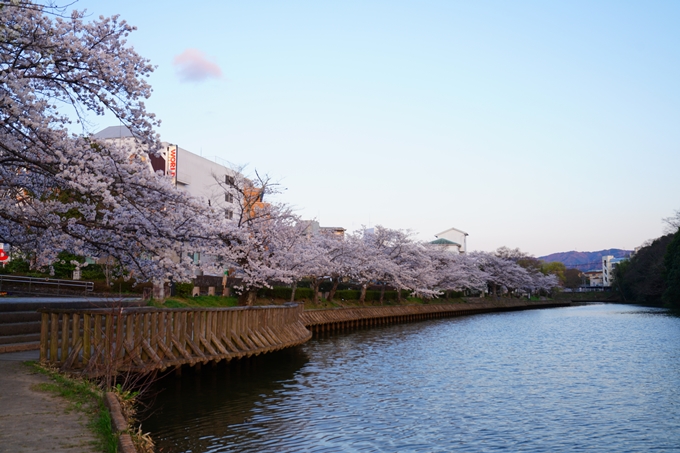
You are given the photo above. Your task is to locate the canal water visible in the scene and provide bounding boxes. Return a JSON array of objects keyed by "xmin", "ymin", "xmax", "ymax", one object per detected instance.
[{"xmin": 142, "ymin": 304, "xmax": 680, "ymax": 452}]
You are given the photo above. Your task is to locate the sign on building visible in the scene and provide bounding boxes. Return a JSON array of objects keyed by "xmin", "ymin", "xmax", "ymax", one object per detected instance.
[{"xmin": 166, "ymin": 145, "xmax": 177, "ymax": 185}]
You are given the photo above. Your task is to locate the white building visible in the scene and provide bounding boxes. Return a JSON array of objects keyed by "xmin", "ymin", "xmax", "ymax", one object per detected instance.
[
  {"xmin": 602, "ymin": 255, "xmax": 625, "ymax": 287},
  {"xmin": 94, "ymin": 126, "xmax": 245, "ymax": 274},
  {"xmin": 432, "ymin": 227, "xmax": 468, "ymax": 254},
  {"xmin": 94, "ymin": 126, "xmax": 239, "ymax": 218}
]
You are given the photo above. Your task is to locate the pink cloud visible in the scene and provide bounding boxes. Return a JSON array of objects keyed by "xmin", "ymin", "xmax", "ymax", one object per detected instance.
[{"xmin": 173, "ymin": 48, "xmax": 222, "ymax": 83}]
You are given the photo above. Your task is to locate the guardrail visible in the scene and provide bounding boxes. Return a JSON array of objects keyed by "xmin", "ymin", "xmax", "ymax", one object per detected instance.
[
  {"xmin": 0, "ymin": 275, "xmax": 94, "ymax": 294},
  {"xmin": 39, "ymin": 304, "xmax": 311, "ymax": 376}
]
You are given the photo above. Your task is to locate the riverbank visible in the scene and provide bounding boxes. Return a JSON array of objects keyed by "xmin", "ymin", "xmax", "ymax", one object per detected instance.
[{"xmin": 301, "ymin": 298, "xmax": 572, "ymax": 333}]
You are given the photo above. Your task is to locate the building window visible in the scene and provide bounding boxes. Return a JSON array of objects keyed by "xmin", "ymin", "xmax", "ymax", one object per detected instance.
[
  {"xmin": 225, "ymin": 175, "xmax": 235, "ymax": 186},
  {"xmin": 226, "ymin": 210, "xmax": 234, "ymax": 220},
  {"xmin": 225, "ymin": 193, "xmax": 233, "ymax": 203}
]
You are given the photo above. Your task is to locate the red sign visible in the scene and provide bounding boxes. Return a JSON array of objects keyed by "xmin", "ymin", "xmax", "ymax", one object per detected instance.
[
  {"xmin": 167, "ymin": 146, "xmax": 177, "ymax": 179},
  {"xmin": 0, "ymin": 250, "xmax": 8, "ymax": 262}
]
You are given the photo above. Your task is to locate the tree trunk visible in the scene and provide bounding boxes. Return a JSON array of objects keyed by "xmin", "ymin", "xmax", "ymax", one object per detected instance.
[
  {"xmin": 328, "ymin": 277, "xmax": 340, "ymax": 301},
  {"xmin": 359, "ymin": 283, "xmax": 368, "ymax": 305},
  {"xmin": 103, "ymin": 258, "xmax": 113, "ymax": 287},
  {"xmin": 152, "ymin": 280, "xmax": 165, "ymax": 300},
  {"xmin": 311, "ymin": 278, "xmax": 321, "ymax": 305},
  {"xmin": 379, "ymin": 285, "xmax": 385, "ymax": 305},
  {"xmin": 238, "ymin": 289, "xmax": 257, "ymax": 306},
  {"xmin": 397, "ymin": 288, "xmax": 402, "ymax": 303},
  {"xmin": 290, "ymin": 281, "xmax": 298, "ymax": 302}
]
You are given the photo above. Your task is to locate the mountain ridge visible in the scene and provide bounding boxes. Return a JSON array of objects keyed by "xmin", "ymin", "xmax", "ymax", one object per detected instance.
[{"xmin": 538, "ymin": 249, "xmax": 632, "ymax": 271}]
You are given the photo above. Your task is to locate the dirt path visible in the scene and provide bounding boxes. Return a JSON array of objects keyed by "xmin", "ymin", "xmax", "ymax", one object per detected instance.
[{"xmin": 0, "ymin": 352, "xmax": 99, "ymax": 453}]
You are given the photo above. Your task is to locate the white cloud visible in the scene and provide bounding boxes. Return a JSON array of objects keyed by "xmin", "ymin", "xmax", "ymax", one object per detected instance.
[{"xmin": 173, "ymin": 48, "xmax": 222, "ymax": 83}]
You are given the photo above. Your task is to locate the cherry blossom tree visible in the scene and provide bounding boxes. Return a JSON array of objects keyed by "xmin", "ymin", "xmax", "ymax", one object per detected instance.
[
  {"xmin": 342, "ymin": 228, "xmax": 397, "ymax": 305},
  {"xmin": 325, "ymin": 234, "xmax": 357, "ymax": 302},
  {"xmin": 381, "ymin": 229, "xmax": 440, "ymax": 301},
  {"xmin": 276, "ymin": 225, "xmax": 330, "ymax": 303},
  {"xmin": 204, "ymin": 203, "xmax": 303, "ymax": 305},
  {"xmin": 426, "ymin": 247, "xmax": 488, "ymax": 296},
  {"xmin": 0, "ymin": 2, "xmax": 229, "ymax": 281}
]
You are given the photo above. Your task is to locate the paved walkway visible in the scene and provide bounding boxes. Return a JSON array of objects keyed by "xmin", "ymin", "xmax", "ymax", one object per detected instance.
[
  {"xmin": 0, "ymin": 351, "xmax": 99, "ymax": 453},
  {"xmin": 0, "ymin": 296, "xmax": 142, "ymax": 304}
]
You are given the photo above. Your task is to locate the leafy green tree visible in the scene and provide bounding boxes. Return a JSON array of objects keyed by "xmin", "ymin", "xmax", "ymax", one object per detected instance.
[
  {"xmin": 662, "ymin": 231, "xmax": 680, "ymax": 307},
  {"xmin": 564, "ymin": 268, "xmax": 582, "ymax": 289},
  {"xmin": 540, "ymin": 262, "xmax": 567, "ymax": 286},
  {"xmin": 615, "ymin": 234, "xmax": 674, "ymax": 304}
]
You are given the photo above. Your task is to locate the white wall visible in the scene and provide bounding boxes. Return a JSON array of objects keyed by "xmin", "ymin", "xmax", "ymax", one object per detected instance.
[{"xmin": 164, "ymin": 143, "xmax": 238, "ymax": 215}]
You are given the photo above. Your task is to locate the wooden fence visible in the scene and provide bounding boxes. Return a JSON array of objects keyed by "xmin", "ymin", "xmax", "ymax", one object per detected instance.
[
  {"xmin": 39, "ymin": 304, "xmax": 311, "ymax": 376},
  {"xmin": 301, "ymin": 300, "xmax": 572, "ymax": 333}
]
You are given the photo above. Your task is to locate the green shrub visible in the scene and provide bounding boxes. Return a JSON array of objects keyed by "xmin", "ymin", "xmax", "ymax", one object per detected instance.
[
  {"xmin": 81, "ymin": 264, "xmax": 106, "ymax": 280},
  {"xmin": 258, "ymin": 286, "xmax": 314, "ymax": 300},
  {"xmin": 272, "ymin": 287, "xmax": 293, "ymax": 299},
  {"xmin": 0, "ymin": 257, "xmax": 30, "ymax": 274},
  {"xmin": 295, "ymin": 287, "xmax": 314, "ymax": 299},
  {"xmin": 176, "ymin": 282, "xmax": 194, "ymax": 298},
  {"xmin": 364, "ymin": 290, "xmax": 398, "ymax": 302}
]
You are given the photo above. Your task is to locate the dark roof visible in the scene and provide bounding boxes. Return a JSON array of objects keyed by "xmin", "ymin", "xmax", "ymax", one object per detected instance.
[
  {"xmin": 430, "ymin": 238, "xmax": 461, "ymax": 246},
  {"xmin": 93, "ymin": 126, "xmax": 135, "ymax": 139}
]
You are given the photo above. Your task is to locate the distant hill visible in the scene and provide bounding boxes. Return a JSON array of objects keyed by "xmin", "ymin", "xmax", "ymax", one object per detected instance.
[{"xmin": 538, "ymin": 249, "xmax": 632, "ymax": 271}]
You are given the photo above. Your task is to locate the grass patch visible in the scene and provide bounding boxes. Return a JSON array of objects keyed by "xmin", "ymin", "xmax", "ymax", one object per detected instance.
[
  {"xmin": 148, "ymin": 295, "xmax": 239, "ymax": 308},
  {"xmin": 26, "ymin": 362, "xmax": 117, "ymax": 453}
]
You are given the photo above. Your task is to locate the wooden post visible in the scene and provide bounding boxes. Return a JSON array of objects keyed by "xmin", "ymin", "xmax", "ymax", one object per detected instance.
[
  {"xmin": 60, "ymin": 313, "xmax": 69, "ymax": 363},
  {"xmin": 83, "ymin": 314, "xmax": 91, "ymax": 364},
  {"xmin": 40, "ymin": 313, "xmax": 48, "ymax": 362}
]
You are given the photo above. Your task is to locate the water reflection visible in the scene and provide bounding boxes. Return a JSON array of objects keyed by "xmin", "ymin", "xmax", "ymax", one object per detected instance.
[
  {"xmin": 142, "ymin": 348, "xmax": 309, "ymax": 453},
  {"xmin": 143, "ymin": 304, "xmax": 680, "ymax": 453}
]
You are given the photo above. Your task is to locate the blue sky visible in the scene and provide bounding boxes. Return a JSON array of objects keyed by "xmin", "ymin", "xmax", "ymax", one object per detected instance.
[{"xmin": 82, "ymin": 0, "xmax": 680, "ymax": 256}]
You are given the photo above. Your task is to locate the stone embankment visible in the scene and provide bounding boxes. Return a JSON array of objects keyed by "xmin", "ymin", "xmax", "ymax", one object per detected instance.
[{"xmin": 301, "ymin": 299, "xmax": 572, "ymax": 334}]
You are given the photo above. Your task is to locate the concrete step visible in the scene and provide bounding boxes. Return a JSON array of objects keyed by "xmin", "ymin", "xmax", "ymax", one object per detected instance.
[
  {"xmin": 0, "ymin": 333, "xmax": 41, "ymax": 345},
  {"xmin": 0, "ymin": 321, "xmax": 41, "ymax": 337},
  {"xmin": 0, "ymin": 311, "xmax": 41, "ymax": 324},
  {"xmin": 0, "ymin": 341, "xmax": 40, "ymax": 354}
]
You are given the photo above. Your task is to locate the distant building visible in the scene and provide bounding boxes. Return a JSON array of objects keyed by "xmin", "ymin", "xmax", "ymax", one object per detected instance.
[
  {"xmin": 301, "ymin": 220, "xmax": 346, "ymax": 239},
  {"xmin": 432, "ymin": 227, "xmax": 468, "ymax": 254},
  {"xmin": 584, "ymin": 270, "xmax": 604, "ymax": 287},
  {"xmin": 602, "ymin": 255, "xmax": 625, "ymax": 287}
]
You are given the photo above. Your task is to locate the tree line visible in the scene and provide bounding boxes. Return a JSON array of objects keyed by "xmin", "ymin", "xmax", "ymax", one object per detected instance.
[
  {"xmin": 0, "ymin": 2, "xmax": 566, "ymax": 305},
  {"xmin": 613, "ymin": 210, "xmax": 680, "ymax": 307}
]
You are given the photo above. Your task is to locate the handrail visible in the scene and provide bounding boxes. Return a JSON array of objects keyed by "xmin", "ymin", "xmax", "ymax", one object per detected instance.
[{"xmin": 0, "ymin": 274, "xmax": 94, "ymax": 293}]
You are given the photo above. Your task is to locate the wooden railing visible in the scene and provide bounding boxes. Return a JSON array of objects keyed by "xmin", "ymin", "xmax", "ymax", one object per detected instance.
[
  {"xmin": 39, "ymin": 304, "xmax": 311, "ymax": 376},
  {"xmin": 301, "ymin": 300, "xmax": 572, "ymax": 333}
]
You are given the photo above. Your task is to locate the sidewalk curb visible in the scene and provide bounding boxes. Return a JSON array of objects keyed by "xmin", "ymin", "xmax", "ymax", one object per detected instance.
[{"xmin": 104, "ymin": 392, "xmax": 137, "ymax": 453}]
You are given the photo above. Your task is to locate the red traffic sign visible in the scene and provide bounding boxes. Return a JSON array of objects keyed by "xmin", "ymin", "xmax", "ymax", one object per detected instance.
[{"xmin": 0, "ymin": 250, "xmax": 8, "ymax": 262}]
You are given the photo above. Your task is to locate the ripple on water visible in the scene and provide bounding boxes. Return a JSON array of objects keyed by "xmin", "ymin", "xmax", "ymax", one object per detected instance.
[{"xmin": 142, "ymin": 304, "xmax": 680, "ymax": 453}]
